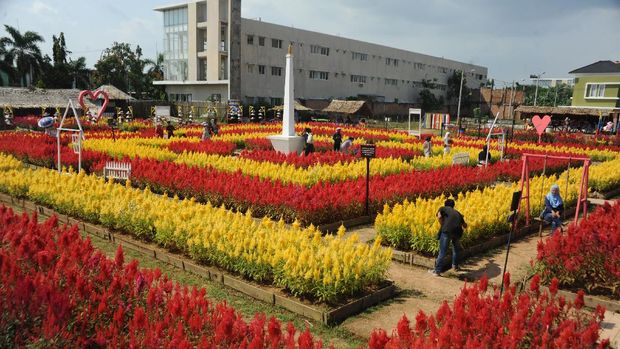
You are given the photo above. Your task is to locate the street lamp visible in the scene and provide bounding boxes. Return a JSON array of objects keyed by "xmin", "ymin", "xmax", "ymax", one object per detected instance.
[
  {"xmin": 457, "ymin": 69, "xmax": 475, "ymax": 130},
  {"xmin": 530, "ymin": 72, "xmax": 545, "ymax": 106}
]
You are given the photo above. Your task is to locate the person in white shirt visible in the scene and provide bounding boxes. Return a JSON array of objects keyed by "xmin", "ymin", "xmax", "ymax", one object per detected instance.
[
  {"xmin": 423, "ymin": 136, "xmax": 432, "ymax": 157},
  {"xmin": 443, "ymin": 132, "xmax": 452, "ymax": 155},
  {"xmin": 304, "ymin": 128, "xmax": 315, "ymax": 155},
  {"xmin": 340, "ymin": 137, "xmax": 355, "ymax": 154}
]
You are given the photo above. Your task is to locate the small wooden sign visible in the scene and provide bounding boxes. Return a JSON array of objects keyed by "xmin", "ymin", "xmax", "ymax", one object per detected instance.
[{"xmin": 361, "ymin": 144, "xmax": 376, "ymax": 158}]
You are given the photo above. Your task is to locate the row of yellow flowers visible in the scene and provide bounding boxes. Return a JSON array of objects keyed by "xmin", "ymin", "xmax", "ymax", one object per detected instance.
[
  {"xmin": 375, "ymin": 157, "xmax": 620, "ymax": 254},
  {"xmin": 0, "ymin": 153, "xmax": 391, "ymax": 302},
  {"xmin": 449, "ymin": 137, "xmax": 619, "ymax": 161},
  {"xmin": 82, "ymin": 137, "xmax": 491, "ymax": 185}
]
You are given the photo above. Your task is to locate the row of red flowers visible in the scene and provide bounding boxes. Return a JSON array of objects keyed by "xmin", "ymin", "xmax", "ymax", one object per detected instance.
[
  {"xmin": 0, "ymin": 206, "xmax": 326, "ymax": 348},
  {"xmin": 369, "ymin": 274, "xmax": 608, "ymax": 348},
  {"xmin": 0, "ymin": 132, "xmax": 109, "ymax": 171},
  {"xmin": 167, "ymin": 140, "xmax": 238, "ymax": 156},
  {"xmin": 237, "ymin": 147, "xmax": 418, "ymax": 168},
  {"xmin": 125, "ymin": 156, "xmax": 572, "ymax": 226},
  {"xmin": 536, "ymin": 201, "xmax": 620, "ymax": 300},
  {"xmin": 1, "ymin": 205, "xmax": 607, "ymax": 348}
]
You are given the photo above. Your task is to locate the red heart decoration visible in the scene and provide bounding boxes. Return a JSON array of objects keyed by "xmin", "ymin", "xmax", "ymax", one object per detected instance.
[
  {"xmin": 532, "ymin": 114, "xmax": 551, "ymax": 136},
  {"xmin": 78, "ymin": 90, "xmax": 109, "ymax": 121}
]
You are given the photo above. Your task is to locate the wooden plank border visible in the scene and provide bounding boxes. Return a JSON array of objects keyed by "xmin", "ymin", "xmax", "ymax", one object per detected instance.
[{"xmin": 0, "ymin": 192, "xmax": 394, "ymax": 326}]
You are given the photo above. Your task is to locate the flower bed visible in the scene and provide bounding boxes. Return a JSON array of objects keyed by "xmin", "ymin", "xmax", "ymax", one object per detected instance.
[
  {"xmin": 0, "ymin": 206, "xmax": 324, "ymax": 348},
  {"xmin": 167, "ymin": 139, "xmax": 237, "ymax": 155},
  {"xmin": 375, "ymin": 166, "xmax": 584, "ymax": 253},
  {"xmin": 0, "ymin": 132, "xmax": 109, "ymax": 172},
  {"xmin": 536, "ymin": 201, "xmax": 620, "ymax": 299},
  {"xmin": 368, "ymin": 275, "xmax": 608, "ymax": 348},
  {"xmin": 0, "ymin": 156, "xmax": 391, "ymax": 303}
]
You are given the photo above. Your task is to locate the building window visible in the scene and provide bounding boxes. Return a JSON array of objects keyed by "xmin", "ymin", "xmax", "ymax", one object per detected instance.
[
  {"xmin": 258, "ymin": 65, "xmax": 265, "ymax": 75},
  {"xmin": 247, "ymin": 35, "xmax": 254, "ymax": 45},
  {"xmin": 247, "ymin": 64, "xmax": 254, "ymax": 74},
  {"xmin": 385, "ymin": 57, "xmax": 399, "ymax": 66},
  {"xmin": 169, "ymin": 93, "xmax": 192, "ymax": 102},
  {"xmin": 310, "ymin": 44, "xmax": 329, "ymax": 56},
  {"xmin": 585, "ymin": 84, "xmax": 606, "ymax": 98},
  {"xmin": 270, "ymin": 97, "xmax": 283, "ymax": 106},
  {"xmin": 351, "ymin": 51, "xmax": 368, "ymax": 61},
  {"xmin": 258, "ymin": 36, "xmax": 265, "ymax": 46},
  {"xmin": 271, "ymin": 38, "xmax": 282, "ymax": 48},
  {"xmin": 385, "ymin": 78, "xmax": 398, "ymax": 86},
  {"xmin": 271, "ymin": 66, "xmax": 282, "ymax": 76},
  {"xmin": 350, "ymin": 75, "xmax": 367, "ymax": 83},
  {"xmin": 309, "ymin": 70, "xmax": 329, "ymax": 80}
]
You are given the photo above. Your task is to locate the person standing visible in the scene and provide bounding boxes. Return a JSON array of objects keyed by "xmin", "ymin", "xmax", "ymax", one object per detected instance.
[
  {"xmin": 430, "ymin": 199, "xmax": 467, "ymax": 276},
  {"xmin": 166, "ymin": 121, "xmax": 175, "ymax": 138},
  {"xmin": 478, "ymin": 145, "xmax": 489, "ymax": 165},
  {"xmin": 201, "ymin": 122, "xmax": 211, "ymax": 140},
  {"xmin": 423, "ymin": 136, "xmax": 432, "ymax": 157},
  {"xmin": 333, "ymin": 128, "xmax": 343, "ymax": 151},
  {"xmin": 304, "ymin": 128, "xmax": 315, "ymax": 155},
  {"xmin": 155, "ymin": 123, "xmax": 164, "ymax": 138},
  {"xmin": 443, "ymin": 132, "xmax": 452, "ymax": 155},
  {"xmin": 541, "ymin": 184, "xmax": 564, "ymax": 234}
]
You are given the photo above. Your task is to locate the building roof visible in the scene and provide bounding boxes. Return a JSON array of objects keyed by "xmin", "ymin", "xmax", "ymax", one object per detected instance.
[
  {"xmin": 270, "ymin": 100, "xmax": 312, "ymax": 111},
  {"xmin": 0, "ymin": 87, "xmax": 96, "ymax": 109},
  {"xmin": 515, "ymin": 105, "xmax": 615, "ymax": 117},
  {"xmin": 322, "ymin": 100, "xmax": 371, "ymax": 115},
  {"xmin": 569, "ymin": 60, "xmax": 620, "ymax": 74},
  {"xmin": 96, "ymin": 84, "xmax": 135, "ymax": 100}
]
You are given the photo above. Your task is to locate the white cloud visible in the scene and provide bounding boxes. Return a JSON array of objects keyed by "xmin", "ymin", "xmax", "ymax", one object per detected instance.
[{"xmin": 27, "ymin": 1, "xmax": 58, "ymax": 15}]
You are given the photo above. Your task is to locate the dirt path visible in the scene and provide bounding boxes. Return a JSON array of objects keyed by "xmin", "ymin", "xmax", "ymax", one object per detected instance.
[{"xmin": 341, "ymin": 214, "xmax": 620, "ymax": 345}]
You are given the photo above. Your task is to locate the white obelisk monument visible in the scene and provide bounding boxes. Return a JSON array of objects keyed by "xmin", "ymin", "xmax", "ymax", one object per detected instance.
[{"xmin": 268, "ymin": 44, "xmax": 304, "ymax": 154}]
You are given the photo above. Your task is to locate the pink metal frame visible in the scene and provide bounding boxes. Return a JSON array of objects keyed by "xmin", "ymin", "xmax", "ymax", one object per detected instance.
[{"xmin": 516, "ymin": 153, "xmax": 590, "ymax": 229}]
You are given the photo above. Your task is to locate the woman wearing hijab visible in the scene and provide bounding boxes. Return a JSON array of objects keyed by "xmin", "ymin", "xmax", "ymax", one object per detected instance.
[
  {"xmin": 443, "ymin": 132, "xmax": 452, "ymax": 155},
  {"xmin": 542, "ymin": 184, "xmax": 564, "ymax": 234}
]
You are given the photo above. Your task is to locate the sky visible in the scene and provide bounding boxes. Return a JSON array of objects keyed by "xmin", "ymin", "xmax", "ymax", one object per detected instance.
[{"xmin": 1, "ymin": 0, "xmax": 619, "ymax": 84}]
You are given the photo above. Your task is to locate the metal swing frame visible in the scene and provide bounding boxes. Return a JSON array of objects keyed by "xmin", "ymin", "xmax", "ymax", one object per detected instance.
[
  {"xmin": 500, "ymin": 153, "xmax": 590, "ymax": 295},
  {"xmin": 516, "ymin": 153, "xmax": 590, "ymax": 229}
]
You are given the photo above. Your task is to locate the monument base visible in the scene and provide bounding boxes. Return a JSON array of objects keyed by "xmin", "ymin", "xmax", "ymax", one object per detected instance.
[{"xmin": 268, "ymin": 135, "xmax": 305, "ymax": 155}]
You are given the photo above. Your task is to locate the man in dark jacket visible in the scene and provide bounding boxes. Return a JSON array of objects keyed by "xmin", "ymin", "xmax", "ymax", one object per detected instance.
[
  {"xmin": 429, "ymin": 199, "xmax": 467, "ymax": 276},
  {"xmin": 333, "ymin": 128, "xmax": 343, "ymax": 151}
]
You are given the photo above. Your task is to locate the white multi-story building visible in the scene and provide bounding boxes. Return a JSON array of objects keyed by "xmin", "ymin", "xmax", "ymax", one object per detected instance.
[{"xmin": 154, "ymin": 0, "xmax": 488, "ymax": 105}]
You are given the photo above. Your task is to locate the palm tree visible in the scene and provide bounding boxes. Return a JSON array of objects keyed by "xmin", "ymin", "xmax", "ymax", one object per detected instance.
[
  {"xmin": 147, "ymin": 53, "xmax": 165, "ymax": 81},
  {"xmin": 68, "ymin": 56, "xmax": 89, "ymax": 89},
  {"xmin": 0, "ymin": 40, "xmax": 15, "ymax": 86},
  {"xmin": 0, "ymin": 25, "xmax": 44, "ymax": 87}
]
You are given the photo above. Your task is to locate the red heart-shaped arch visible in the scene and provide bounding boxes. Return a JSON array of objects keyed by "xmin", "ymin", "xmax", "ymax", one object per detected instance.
[{"xmin": 78, "ymin": 90, "xmax": 109, "ymax": 121}]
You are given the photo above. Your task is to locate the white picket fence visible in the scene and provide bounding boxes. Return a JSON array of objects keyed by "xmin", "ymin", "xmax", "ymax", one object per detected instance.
[
  {"xmin": 103, "ymin": 161, "xmax": 131, "ymax": 180},
  {"xmin": 452, "ymin": 152, "xmax": 470, "ymax": 166}
]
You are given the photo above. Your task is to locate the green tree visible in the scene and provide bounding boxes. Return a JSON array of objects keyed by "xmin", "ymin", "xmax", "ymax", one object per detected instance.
[
  {"xmin": 93, "ymin": 42, "xmax": 162, "ymax": 99},
  {"xmin": 419, "ymin": 79, "xmax": 443, "ymax": 113},
  {"xmin": 145, "ymin": 53, "xmax": 166, "ymax": 100},
  {"xmin": 523, "ymin": 84, "xmax": 573, "ymax": 107},
  {"xmin": 52, "ymin": 33, "xmax": 68, "ymax": 65},
  {"xmin": 68, "ymin": 57, "xmax": 90, "ymax": 89},
  {"xmin": 0, "ymin": 25, "xmax": 44, "ymax": 86},
  {"xmin": 0, "ymin": 40, "xmax": 15, "ymax": 86},
  {"xmin": 92, "ymin": 42, "xmax": 136, "ymax": 94},
  {"xmin": 446, "ymin": 71, "xmax": 471, "ymax": 124}
]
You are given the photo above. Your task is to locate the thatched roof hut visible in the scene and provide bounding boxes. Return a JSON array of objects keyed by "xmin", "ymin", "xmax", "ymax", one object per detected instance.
[
  {"xmin": 96, "ymin": 84, "xmax": 135, "ymax": 101},
  {"xmin": 515, "ymin": 105, "xmax": 615, "ymax": 118},
  {"xmin": 0, "ymin": 87, "xmax": 96, "ymax": 109},
  {"xmin": 322, "ymin": 99, "xmax": 372, "ymax": 115},
  {"xmin": 270, "ymin": 100, "xmax": 313, "ymax": 111}
]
